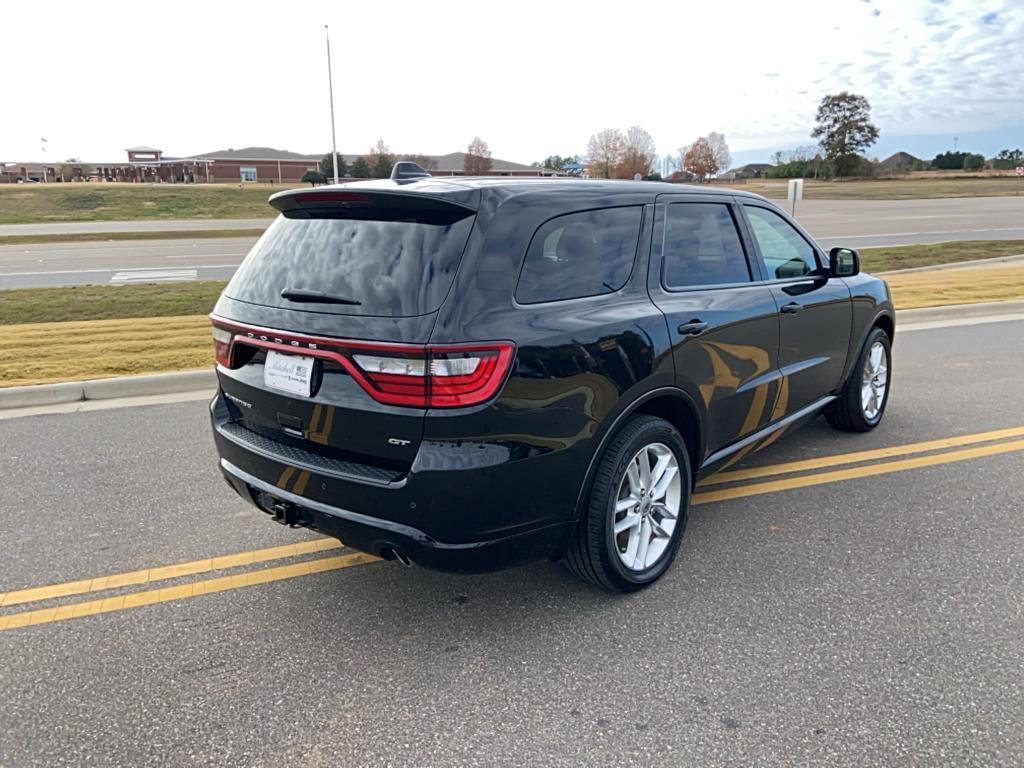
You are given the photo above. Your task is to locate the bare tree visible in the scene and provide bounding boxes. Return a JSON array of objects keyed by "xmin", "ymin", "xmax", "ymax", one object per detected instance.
[
  {"xmin": 369, "ymin": 139, "xmax": 395, "ymax": 178},
  {"xmin": 617, "ymin": 125, "xmax": 656, "ymax": 178},
  {"xmin": 464, "ymin": 137, "xmax": 493, "ymax": 175},
  {"xmin": 706, "ymin": 132, "xmax": 732, "ymax": 176},
  {"xmin": 586, "ymin": 128, "xmax": 625, "ymax": 179}
]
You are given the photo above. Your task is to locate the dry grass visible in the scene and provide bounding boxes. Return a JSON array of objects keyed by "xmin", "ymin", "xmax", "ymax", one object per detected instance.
[
  {"xmin": 717, "ymin": 176, "xmax": 1024, "ymax": 200},
  {"xmin": 2, "ymin": 264, "xmax": 1022, "ymax": 388},
  {"xmin": 885, "ymin": 265, "xmax": 1024, "ymax": 309},
  {"xmin": 0, "ymin": 315, "xmax": 213, "ymax": 387}
]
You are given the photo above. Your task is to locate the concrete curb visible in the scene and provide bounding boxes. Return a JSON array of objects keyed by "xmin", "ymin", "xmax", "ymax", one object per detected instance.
[
  {"xmin": 0, "ymin": 369, "xmax": 216, "ymax": 411},
  {"xmin": 897, "ymin": 299, "xmax": 1024, "ymax": 324},
  {"xmin": 877, "ymin": 253, "xmax": 1024, "ymax": 275}
]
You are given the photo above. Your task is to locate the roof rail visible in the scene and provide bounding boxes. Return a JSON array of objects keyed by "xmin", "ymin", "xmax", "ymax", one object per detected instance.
[{"xmin": 390, "ymin": 161, "xmax": 432, "ymax": 183}]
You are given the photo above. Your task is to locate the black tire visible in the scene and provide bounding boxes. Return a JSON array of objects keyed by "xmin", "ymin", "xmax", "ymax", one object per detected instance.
[
  {"xmin": 825, "ymin": 326, "xmax": 892, "ymax": 432},
  {"xmin": 565, "ymin": 415, "xmax": 691, "ymax": 592}
]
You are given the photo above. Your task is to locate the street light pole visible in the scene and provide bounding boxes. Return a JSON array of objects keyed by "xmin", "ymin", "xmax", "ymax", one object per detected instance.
[{"xmin": 325, "ymin": 25, "xmax": 339, "ymax": 185}]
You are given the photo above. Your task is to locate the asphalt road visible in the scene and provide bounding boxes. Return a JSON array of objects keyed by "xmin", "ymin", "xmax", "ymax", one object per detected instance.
[
  {"xmin": 1, "ymin": 317, "xmax": 1023, "ymax": 767},
  {"xmin": 2, "ymin": 196, "xmax": 1023, "ymax": 289},
  {"xmin": 0, "ymin": 237, "xmax": 254, "ymax": 289}
]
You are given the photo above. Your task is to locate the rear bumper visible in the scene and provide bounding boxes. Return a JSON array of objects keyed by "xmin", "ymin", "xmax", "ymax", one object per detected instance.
[
  {"xmin": 210, "ymin": 393, "xmax": 586, "ymax": 573},
  {"xmin": 219, "ymin": 458, "xmax": 572, "ymax": 573}
]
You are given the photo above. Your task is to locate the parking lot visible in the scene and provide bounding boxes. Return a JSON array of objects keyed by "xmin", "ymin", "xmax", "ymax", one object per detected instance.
[{"xmin": 0, "ymin": 314, "xmax": 1021, "ymax": 766}]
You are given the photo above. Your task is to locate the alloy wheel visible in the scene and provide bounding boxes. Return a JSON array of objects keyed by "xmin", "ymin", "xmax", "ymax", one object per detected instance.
[
  {"xmin": 861, "ymin": 340, "xmax": 889, "ymax": 421},
  {"xmin": 612, "ymin": 442, "xmax": 682, "ymax": 572}
]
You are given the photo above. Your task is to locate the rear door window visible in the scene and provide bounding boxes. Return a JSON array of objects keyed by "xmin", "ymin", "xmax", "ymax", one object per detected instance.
[
  {"xmin": 662, "ymin": 203, "xmax": 751, "ymax": 288},
  {"xmin": 515, "ymin": 207, "xmax": 643, "ymax": 304},
  {"xmin": 744, "ymin": 205, "xmax": 819, "ymax": 280},
  {"xmin": 224, "ymin": 204, "xmax": 475, "ymax": 317}
]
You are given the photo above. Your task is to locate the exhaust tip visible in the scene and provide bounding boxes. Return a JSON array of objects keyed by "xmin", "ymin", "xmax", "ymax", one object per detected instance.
[{"xmin": 379, "ymin": 546, "xmax": 412, "ymax": 567}]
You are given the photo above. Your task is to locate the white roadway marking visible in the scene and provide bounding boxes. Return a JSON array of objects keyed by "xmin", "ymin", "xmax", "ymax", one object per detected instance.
[
  {"xmin": 0, "ymin": 264, "xmax": 238, "ymax": 277},
  {"xmin": 110, "ymin": 269, "xmax": 198, "ymax": 283},
  {"xmin": 825, "ymin": 226, "xmax": 1024, "ymax": 240}
]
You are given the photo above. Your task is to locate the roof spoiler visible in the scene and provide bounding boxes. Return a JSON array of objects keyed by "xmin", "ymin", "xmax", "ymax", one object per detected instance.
[{"xmin": 390, "ymin": 161, "xmax": 432, "ymax": 182}]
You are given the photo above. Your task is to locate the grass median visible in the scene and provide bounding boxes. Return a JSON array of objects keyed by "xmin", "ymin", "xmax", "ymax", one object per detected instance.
[
  {"xmin": 1, "ymin": 256, "xmax": 1023, "ymax": 388},
  {"xmin": 0, "ymin": 183, "xmax": 291, "ymax": 225}
]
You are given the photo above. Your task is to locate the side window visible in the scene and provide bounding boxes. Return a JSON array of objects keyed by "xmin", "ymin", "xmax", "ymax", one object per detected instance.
[
  {"xmin": 515, "ymin": 207, "xmax": 642, "ymax": 304},
  {"xmin": 744, "ymin": 206, "xmax": 818, "ymax": 280},
  {"xmin": 662, "ymin": 203, "xmax": 751, "ymax": 289}
]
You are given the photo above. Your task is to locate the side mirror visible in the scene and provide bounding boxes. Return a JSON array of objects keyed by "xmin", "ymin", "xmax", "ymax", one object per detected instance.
[{"xmin": 829, "ymin": 246, "xmax": 860, "ymax": 278}]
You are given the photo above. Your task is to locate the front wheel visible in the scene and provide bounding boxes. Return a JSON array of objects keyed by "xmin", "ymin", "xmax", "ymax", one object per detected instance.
[
  {"xmin": 565, "ymin": 415, "xmax": 691, "ymax": 592},
  {"xmin": 825, "ymin": 326, "xmax": 892, "ymax": 432}
]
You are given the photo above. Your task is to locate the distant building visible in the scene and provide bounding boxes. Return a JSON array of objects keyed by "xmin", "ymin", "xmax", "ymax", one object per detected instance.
[
  {"xmin": 718, "ymin": 163, "xmax": 775, "ymax": 181},
  {"xmin": 1, "ymin": 145, "xmax": 556, "ymax": 183}
]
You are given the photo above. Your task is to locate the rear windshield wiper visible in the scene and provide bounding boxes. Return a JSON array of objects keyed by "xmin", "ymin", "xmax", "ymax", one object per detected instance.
[{"xmin": 280, "ymin": 288, "xmax": 362, "ymax": 306}]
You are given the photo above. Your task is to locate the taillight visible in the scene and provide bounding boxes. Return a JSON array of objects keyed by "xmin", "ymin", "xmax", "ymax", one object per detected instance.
[
  {"xmin": 426, "ymin": 346, "xmax": 513, "ymax": 407},
  {"xmin": 351, "ymin": 344, "xmax": 514, "ymax": 408},
  {"xmin": 209, "ymin": 316, "xmax": 514, "ymax": 409},
  {"xmin": 211, "ymin": 326, "xmax": 233, "ymax": 367}
]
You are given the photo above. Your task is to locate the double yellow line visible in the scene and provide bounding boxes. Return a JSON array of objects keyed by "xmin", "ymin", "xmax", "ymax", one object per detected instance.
[{"xmin": 2, "ymin": 425, "xmax": 1023, "ymax": 632}]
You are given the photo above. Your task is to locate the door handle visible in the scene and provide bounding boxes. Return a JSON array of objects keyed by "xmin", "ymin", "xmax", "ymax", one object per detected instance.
[
  {"xmin": 780, "ymin": 302, "xmax": 803, "ymax": 314},
  {"xmin": 677, "ymin": 319, "xmax": 709, "ymax": 336}
]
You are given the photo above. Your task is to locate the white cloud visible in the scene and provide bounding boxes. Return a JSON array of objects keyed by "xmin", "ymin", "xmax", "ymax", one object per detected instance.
[{"xmin": 0, "ymin": 0, "xmax": 1020, "ymax": 163}]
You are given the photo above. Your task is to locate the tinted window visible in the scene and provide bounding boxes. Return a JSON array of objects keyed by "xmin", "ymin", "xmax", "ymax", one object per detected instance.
[
  {"xmin": 515, "ymin": 207, "xmax": 642, "ymax": 304},
  {"xmin": 745, "ymin": 206, "xmax": 818, "ymax": 280},
  {"xmin": 224, "ymin": 208, "xmax": 474, "ymax": 317},
  {"xmin": 662, "ymin": 203, "xmax": 750, "ymax": 288}
]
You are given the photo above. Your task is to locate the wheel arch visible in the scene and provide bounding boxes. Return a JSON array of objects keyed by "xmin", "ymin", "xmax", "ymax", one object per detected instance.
[
  {"xmin": 572, "ymin": 387, "xmax": 703, "ymax": 521},
  {"xmin": 873, "ymin": 311, "xmax": 895, "ymax": 344}
]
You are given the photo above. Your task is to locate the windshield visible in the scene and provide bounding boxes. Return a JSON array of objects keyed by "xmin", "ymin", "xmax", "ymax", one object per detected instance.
[{"xmin": 224, "ymin": 206, "xmax": 475, "ymax": 317}]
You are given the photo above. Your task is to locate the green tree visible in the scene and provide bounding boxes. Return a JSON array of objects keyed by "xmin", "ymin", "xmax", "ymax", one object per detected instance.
[
  {"xmin": 932, "ymin": 151, "xmax": 969, "ymax": 169},
  {"xmin": 993, "ymin": 148, "xmax": 1023, "ymax": 170},
  {"xmin": 301, "ymin": 169, "xmax": 327, "ymax": 186},
  {"xmin": 811, "ymin": 92, "xmax": 880, "ymax": 177},
  {"xmin": 350, "ymin": 156, "xmax": 371, "ymax": 178},
  {"xmin": 962, "ymin": 153, "xmax": 985, "ymax": 171},
  {"xmin": 319, "ymin": 152, "xmax": 348, "ymax": 179},
  {"xmin": 534, "ymin": 155, "xmax": 582, "ymax": 176}
]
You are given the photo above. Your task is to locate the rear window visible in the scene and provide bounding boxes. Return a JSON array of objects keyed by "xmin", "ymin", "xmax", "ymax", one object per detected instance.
[
  {"xmin": 515, "ymin": 207, "xmax": 643, "ymax": 304},
  {"xmin": 224, "ymin": 204, "xmax": 475, "ymax": 317}
]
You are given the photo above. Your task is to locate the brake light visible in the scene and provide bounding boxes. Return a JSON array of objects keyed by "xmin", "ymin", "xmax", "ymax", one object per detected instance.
[
  {"xmin": 209, "ymin": 317, "xmax": 514, "ymax": 409},
  {"xmin": 351, "ymin": 344, "xmax": 514, "ymax": 408}
]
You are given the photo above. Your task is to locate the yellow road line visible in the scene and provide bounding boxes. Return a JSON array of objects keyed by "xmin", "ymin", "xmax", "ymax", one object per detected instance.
[
  {"xmin": 0, "ymin": 551, "xmax": 378, "ymax": 632},
  {"xmin": 0, "ymin": 537, "xmax": 342, "ymax": 608},
  {"xmin": 693, "ymin": 438, "xmax": 1024, "ymax": 505},
  {"xmin": 4, "ymin": 429, "xmax": 1023, "ymax": 632},
  {"xmin": 700, "ymin": 425, "xmax": 1024, "ymax": 486}
]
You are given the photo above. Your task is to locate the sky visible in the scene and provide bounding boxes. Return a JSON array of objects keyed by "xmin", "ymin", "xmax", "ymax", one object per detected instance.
[{"xmin": 1, "ymin": 0, "xmax": 1021, "ymax": 168}]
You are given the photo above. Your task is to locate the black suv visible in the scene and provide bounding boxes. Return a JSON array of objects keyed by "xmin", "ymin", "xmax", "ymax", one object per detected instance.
[{"xmin": 209, "ymin": 169, "xmax": 894, "ymax": 591}]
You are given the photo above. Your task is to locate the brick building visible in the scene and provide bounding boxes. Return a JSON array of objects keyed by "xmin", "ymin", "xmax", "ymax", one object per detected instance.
[{"xmin": 1, "ymin": 145, "xmax": 556, "ymax": 183}]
